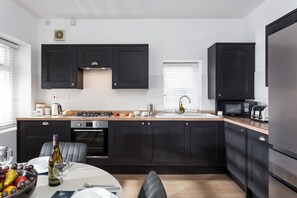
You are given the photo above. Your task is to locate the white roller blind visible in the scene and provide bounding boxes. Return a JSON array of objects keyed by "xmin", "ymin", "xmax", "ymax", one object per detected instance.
[
  {"xmin": 0, "ymin": 39, "xmax": 17, "ymax": 128},
  {"xmin": 163, "ymin": 62, "xmax": 200, "ymax": 111}
]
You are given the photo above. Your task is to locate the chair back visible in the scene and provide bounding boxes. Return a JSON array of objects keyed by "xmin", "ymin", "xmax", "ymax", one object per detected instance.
[
  {"xmin": 39, "ymin": 142, "xmax": 87, "ymax": 163},
  {"xmin": 138, "ymin": 171, "xmax": 167, "ymax": 198}
]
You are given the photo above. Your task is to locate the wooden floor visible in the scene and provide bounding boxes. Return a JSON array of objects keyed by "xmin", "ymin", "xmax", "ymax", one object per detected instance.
[{"xmin": 113, "ymin": 174, "xmax": 245, "ymax": 198}]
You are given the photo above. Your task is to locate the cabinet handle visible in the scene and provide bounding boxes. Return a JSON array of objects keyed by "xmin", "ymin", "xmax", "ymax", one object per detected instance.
[
  {"xmin": 42, "ymin": 121, "xmax": 49, "ymax": 126},
  {"xmin": 71, "ymin": 83, "xmax": 75, "ymax": 86},
  {"xmin": 186, "ymin": 123, "xmax": 189, "ymax": 126},
  {"xmin": 142, "ymin": 122, "xmax": 145, "ymax": 125},
  {"xmin": 114, "ymin": 83, "xmax": 117, "ymax": 86},
  {"xmin": 259, "ymin": 136, "xmax": 266, "ymax": 142},
  {"xmin": 148, "ymin": 122, "xmax": 151, "ymax": 126},
  {"xmin": 91, "ymin": 61, "xmax": 99, "ymax": 66},
  {"xmin": 218, "ymin": 93, "xmax": 222, "ymax": 97},
  {"xmin": 240, "ymin": 129, "xmax": 245, "ymax": 133}
]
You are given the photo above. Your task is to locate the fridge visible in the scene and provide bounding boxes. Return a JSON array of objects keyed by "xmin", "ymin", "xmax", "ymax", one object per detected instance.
[{"xmin": 267, "ymin": 9, "xmax": 297, "ymax": 197}]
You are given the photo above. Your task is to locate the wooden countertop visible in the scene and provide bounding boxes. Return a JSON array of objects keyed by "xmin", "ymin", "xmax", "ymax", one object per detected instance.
[{"xmin": 16, "ymin": 114, "xmax": 268, "ymax": 135}]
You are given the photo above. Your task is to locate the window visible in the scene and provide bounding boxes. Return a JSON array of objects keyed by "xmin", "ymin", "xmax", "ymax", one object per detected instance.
[
  {"xmin": 0, "ymin": 39, "xmax": 17, "ymax": 129},
  {"xmin": 163, "ymin": 62, "xmax": 200, "ymax": 111}
]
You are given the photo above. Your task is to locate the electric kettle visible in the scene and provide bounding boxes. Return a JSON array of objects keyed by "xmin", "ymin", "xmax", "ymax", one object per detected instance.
[{"xmin": 51, "ymin": 103, "xmax": 62, "ymax": 116}]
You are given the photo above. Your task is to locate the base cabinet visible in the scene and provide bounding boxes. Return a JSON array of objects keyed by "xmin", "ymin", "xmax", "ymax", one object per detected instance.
[
  {"xmin": 185, "ymin": 121, "xmax": 225, "ymax": 166},
  {"xmin": 225, "ymin": 123, "xmax": 247, "ymax": 188},
  {"xmin": 247, "ymin": 129, "xmax": 269, "ymax": 198},
  {"xmin": 225, "ymin": 123, "xmax": 268, "ymax": 198},
  {"xmin": 146, "ymin": 122, "xmax": 184, "ymax": 166},
  {"xmin": 17, "ymin": 121, "xmax": 71, "ymax": 162},
  {"xmin": 108, "ymin": 121, "xmax": 147, "ymax": 166}
]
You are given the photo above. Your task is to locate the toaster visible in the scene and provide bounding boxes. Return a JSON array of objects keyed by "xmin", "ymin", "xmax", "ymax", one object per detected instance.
[{"xmin": 251, "ymin": 105, "xmax": 268, "ymax": 122}]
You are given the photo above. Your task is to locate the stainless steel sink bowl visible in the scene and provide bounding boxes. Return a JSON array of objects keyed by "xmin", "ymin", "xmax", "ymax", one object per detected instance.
[{"xmin": 155, "ymin": 112, "xmax": 219, "ymax": 118}]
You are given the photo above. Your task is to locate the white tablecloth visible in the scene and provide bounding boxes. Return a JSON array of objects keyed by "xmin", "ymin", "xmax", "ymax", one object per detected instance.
[{"xmin": 30, "ymin": 163, "xmax": 124, "ymax": 198}]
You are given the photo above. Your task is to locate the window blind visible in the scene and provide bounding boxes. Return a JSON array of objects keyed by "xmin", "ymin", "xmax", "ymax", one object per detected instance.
[
  {"xmin": 163, "ymin": 62, "xmax": 200, "ymax": 111},
  {"xmin": 0, "ymin": 39, "xmax": 17, "ymax": 129}
]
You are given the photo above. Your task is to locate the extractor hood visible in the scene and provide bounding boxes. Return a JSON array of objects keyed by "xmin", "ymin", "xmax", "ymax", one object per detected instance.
[{"xmin": 79, "ymin": 61, "xmax": 111, "ymax": 70}]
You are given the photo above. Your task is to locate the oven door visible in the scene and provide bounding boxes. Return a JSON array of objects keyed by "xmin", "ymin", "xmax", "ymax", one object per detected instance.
[{"xmin": 71, "ymin": 128, "xmax": 108, "ymax": 158}]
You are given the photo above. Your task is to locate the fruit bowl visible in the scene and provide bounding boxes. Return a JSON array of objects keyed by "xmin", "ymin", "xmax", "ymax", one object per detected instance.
[{"xmin": 0, "ymin": 163, "xmax": 38, "ymax": 198}]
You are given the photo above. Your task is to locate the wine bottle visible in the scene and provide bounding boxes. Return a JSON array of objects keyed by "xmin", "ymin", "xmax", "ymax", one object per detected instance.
[{"xmin": 48, "ymin": 134, "xmax": 63, "ymax": 187}]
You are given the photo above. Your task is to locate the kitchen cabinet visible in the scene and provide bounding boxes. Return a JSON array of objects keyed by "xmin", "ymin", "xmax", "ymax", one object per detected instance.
[
  {"xmin": 108, "ymin": 121, "xmax": 147, "ymax": 166},
  {"xmin": 112, "ymin": 45, "xmax": 148, "ymax": 89},
  {"xmin": 247, "ymin": 129, "xmax": 268, "ymax": 198},
  {"xmin": 42, "ymin": 45, "xmax": 83, "ymax": 89},
  {"xmin": 78, "ymin": 45, "xmax": 113, "ymax": 68},
  {"xmin": 225, "ymin": 122, "xmax": 247, "ymax": 190},
  {"xmin": 17, "ymin": 121, "xmax": 71, "ymax": 162},
  {"xmin": 185, "ymin": 121, "xmax": 225, "ymax": 166},
  {"xmin": 146, "ymin": 121, "xmax": 184, "ymax": 166},
  {"xmin": 208, "ymin": 43, "xmax": 255, "ymax": 100}
]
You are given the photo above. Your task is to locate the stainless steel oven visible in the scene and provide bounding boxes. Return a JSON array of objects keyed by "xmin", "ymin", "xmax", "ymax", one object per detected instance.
[{"xmin": 71, "ymin": 120, "xmax": 108, "ymax": 158}]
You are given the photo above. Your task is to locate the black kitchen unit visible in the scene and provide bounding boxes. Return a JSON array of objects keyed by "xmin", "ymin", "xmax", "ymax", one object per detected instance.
[
  {"xmin": 112, "ymin": 45, "xmax": 148, "ymax": 89},
  {"xmin": 225, "ymin": 122, "xmax": 269, "ymax": 198},
  {"xmin": 107, "ymin": 121, "xmax": 225, "ymax": 173},
  {"xmin": 17, "ymin": 121, "xmax": 71, "ymax": 162},
  {"xmin": 42, "ymin": 44, "xmax": 148, "ymax": 89},
  {"xmin": 78, "ymin": 45, "xmax": 113, "ymax": 69},
  {"xmin": 42, "ymin": 45, "xmax": 83, "ymax": 89},
  {"xmin": 208, "ymin": 43, "xmax": 255, "ymax": 112},
  {"xmin": 267, "ymin": 8, "xmax": 297, "ymax": 197}
]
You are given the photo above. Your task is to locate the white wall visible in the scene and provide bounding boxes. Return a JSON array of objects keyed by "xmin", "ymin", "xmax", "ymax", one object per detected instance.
[
  {"xmin": 244, "ymin": 0, "xmax": 297, "ymax": 104},
  {"xmin": 38, "ymin": 19, "xmax": 245, "ymax": 111},
  {"xmin": 0, "ymin": 0, "xmax": 38, "ymax": 116}
]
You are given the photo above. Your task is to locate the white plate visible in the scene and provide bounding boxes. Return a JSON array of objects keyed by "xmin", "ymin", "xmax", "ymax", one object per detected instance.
[
  {"xmin": 28, "ymin": 156, "xmax": 49, "ymax": 174},
  {"xmin": 73, "ymin": 187, "xmax": 117, "ymax": 198}
]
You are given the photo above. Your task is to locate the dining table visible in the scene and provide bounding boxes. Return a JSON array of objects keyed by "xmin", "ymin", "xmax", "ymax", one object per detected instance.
[{"xmin": 30, "ymin": 162, "xmax": 124, "ymax": 198}]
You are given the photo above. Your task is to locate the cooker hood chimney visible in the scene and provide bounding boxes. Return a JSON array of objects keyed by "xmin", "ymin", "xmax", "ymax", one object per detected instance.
[{"xmin": 79, "ymin": 61, "xmax": 111, "ymax": 70}]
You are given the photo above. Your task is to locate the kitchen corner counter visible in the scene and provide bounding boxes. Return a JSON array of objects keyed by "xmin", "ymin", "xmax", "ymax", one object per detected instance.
[
  {"xmin": 224, "ymin": 116, "xmax": 268, "ymax": 135},
  {"xmin": 16, "ymin": 114, "xmax": 268, "ymax": 135}
]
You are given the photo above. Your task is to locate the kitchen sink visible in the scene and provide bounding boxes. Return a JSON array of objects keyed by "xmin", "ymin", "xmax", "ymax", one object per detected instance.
[{"xmin": 155, "ymin": 112, "xmax": 219, "ymax": 118}]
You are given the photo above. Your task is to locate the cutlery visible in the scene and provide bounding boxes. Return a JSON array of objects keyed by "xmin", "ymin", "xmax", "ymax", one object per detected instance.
[{"xmin": 83, "ymin": 182, "xmax": 116, "ymax": 188}]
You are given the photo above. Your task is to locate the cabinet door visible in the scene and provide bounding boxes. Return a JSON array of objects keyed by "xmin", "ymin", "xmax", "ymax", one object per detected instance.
[
  {"xmin": 17, "ymin": 121, "xmax": 71, "ymax": 162},
  {"xmin": 225, "ymin": 123, "xmax": 247, "ymax": 187},
  {"xmin": 146, "ymin": 121, "xmax": 184, "ymax": 166},
  {"xmin": 112, "ymin": 45, "xmax": 148, "ymax": 89},
  {"xmin": 185, "ymin": 121, "xmax": 225, "ymax": 166},
  {"xmin": 78, "ymin": 45, "xmax": 113, "ymax": 68},
  {"xmin": 109, "ymin": 121, "xmax": 147, "ymax": 165},
  {"xmin": 42, "ymin": 45, "xmax": 83, "ymax": 89},
  {"xmin": 247, "ymin": 130, "xmax": 268, "ymax": 198},
  {"xmin": 216, "ymin": 43, "xmax": 255, "ymax": 99}
]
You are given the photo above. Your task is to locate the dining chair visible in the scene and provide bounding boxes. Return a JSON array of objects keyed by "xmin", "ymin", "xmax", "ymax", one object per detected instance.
[
  {"xmin": 39, "ymin": 142, "xmax": 87, "ymax": 163},
  {"xmin": 138, "ymin": 171, "xmax": 168, "ymax": 198}
]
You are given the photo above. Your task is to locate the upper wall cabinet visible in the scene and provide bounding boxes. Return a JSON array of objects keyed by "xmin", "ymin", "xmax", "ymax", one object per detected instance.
[
  {"xmin": 208, "ymin": 43, "xmax": 255, "ymax": 100},
  {"xmin": 78, "ymin": 45, "xmax": 113, "ymax": 68},
  {"xmin": 112, "ymin": 45, "xmax": 149, "ymax": 89},
  {"xmin": 42, "ymin": 45, "xmax": 83, "ymax": 89}
]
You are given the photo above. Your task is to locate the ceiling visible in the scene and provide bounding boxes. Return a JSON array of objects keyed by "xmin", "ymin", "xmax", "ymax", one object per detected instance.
[{"xmin": 12, "ymin": 0, "xmax": 266, "ymax": 19}]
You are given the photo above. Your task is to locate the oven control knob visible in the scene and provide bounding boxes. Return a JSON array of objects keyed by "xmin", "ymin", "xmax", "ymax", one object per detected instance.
[{"xmin": 78, "ymin": 123, "xmax": 82, "ymax": 127}]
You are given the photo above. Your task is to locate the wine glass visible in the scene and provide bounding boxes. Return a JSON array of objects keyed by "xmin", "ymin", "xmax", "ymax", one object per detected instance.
[
  {"xmin": 53, "ymin": 161, "xmax": 69, "ymax": 197},
  {"xmin": 0, "ymin": 147, "xmax": 13, "ymax": 167}
]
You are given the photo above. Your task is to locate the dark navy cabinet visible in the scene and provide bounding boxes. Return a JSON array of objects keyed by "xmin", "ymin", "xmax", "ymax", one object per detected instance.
[
  {"xmin": 112, "ymin": 45, "xmax": 148, "ymax": 89},
  {"xmin": 208, "ymin": 43, "xmax": 255, "ymax": 100}
]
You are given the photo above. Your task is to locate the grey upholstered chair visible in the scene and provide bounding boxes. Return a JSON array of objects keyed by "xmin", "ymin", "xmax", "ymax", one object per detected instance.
[
  {"xmin": 138, "ymin": 171, "xmax": 167, "ymax": 198},
  {"xmin": 39, "ymin": 142, "xmax": 87, "ymax": 163}
]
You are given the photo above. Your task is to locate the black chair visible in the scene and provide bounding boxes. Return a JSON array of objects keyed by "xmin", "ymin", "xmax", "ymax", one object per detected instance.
[
  {"xmin": 39, "ymin": 142, "xmax": 87, "ymax": 163},
  {"xmin": 138, "ymin": 171, "xmax": 168, "ymax": 198}
]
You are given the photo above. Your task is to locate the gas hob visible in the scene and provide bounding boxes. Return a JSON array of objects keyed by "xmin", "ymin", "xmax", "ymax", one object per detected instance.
[{"xmin": 76, "ymin": 111, "xmax": 113, "ymax": 117}]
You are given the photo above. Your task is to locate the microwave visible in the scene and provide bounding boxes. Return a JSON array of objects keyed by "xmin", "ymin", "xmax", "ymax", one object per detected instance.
[{"xmin": 221, "ymin": 101, "xmax": 257, "ymax": 117}]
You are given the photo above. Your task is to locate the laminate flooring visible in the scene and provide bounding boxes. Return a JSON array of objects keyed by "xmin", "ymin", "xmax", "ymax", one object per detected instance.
[{"xmin": 113, "ymin": 174, "xmax": 245, "ymax": 198}]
